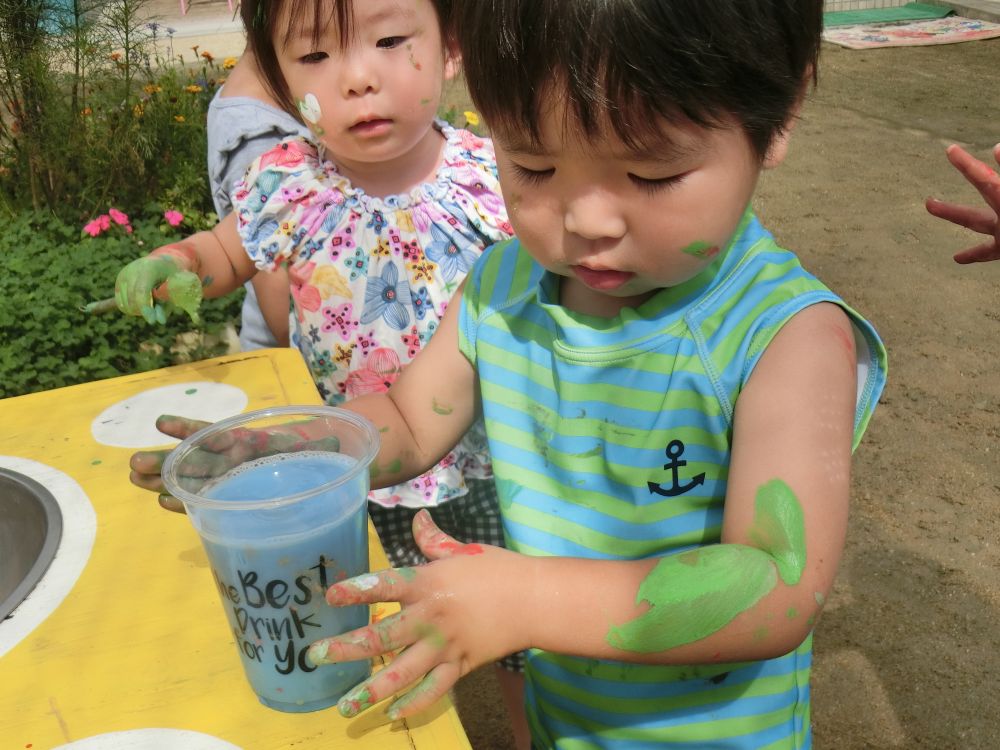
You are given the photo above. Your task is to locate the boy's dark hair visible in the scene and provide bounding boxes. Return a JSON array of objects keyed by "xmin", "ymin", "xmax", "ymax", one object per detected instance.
[
  {"xmin": 240, "ymin": 0, "xmax": 453, "ymax": 119},
  {"xmin": 455, "ymin": 0, "xmax": 823, "ymax": 159}
]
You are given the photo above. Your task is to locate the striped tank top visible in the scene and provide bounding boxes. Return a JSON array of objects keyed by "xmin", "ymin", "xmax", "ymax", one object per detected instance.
[{"xmin": 458, "ymin": 212, "xmax": 887, "ymax": 748}]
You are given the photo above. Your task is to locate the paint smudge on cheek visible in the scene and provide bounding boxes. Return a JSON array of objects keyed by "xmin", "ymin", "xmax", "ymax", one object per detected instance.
[
  {"xmin": 681, "ymin": 240, "xmax": 720, "ymax": 259},
  {"xmin": 297, "ymin": 93, "xmax": 325, "ymax": 136},
  {"xmin": 406, "ymin": 43, "xmax": 422, "ymax": 70}
]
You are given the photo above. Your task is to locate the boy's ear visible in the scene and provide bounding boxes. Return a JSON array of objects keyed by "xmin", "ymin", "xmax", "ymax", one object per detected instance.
[
  {"xmin": 763, "ymin": 67, "xmax": 812, "ymax": 170},
  {"xmin": 762, "ymin": 125, "xmax": 794, "ymax": 170}
]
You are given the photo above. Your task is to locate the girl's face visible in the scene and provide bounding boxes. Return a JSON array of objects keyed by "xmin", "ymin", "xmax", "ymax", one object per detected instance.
[
  {"xmin": 492, "ymin": 98, "xmax": 792, "ymax": 318},
  {"xmin": 276, "ymin": 0, "xmax": 456, "ymax": 173}
]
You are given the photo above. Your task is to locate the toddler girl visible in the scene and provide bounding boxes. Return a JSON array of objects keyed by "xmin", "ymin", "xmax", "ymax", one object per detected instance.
[{"xmin": 116, "ymin": 0, "xmax": 525, "ymax": 740}]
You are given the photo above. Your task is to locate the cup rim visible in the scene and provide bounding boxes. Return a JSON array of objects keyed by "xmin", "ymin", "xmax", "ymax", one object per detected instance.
[{"xmin": 162, "ymin": 405, "xmax": 380, "ymax": 511}]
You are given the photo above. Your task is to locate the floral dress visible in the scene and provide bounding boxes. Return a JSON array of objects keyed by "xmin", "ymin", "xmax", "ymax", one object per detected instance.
[{"xmin": 234, "ymin": 121, "xmax": 512, "ymax": 508}]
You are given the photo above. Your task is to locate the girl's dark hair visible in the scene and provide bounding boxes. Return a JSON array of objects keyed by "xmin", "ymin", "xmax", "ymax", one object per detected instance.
[
  {"xmin": 240, "ymin": 0, "xmax": 453, "ymax": 118},
  {"xmin": 455, "ymin": 0, "xmax": 823, "ymax": 159}
]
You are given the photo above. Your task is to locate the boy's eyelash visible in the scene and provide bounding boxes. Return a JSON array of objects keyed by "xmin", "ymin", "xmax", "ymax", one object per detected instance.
[
  {"xmin": 300, "ymin": 51, "xmax": 328, "ymax": 64},
  {"xmin": 628, "ymin": 172, "xmax": 687, "ymax": 196},
  {"xmin": 377, "ymin": 36, "xmax": 408, "ymax": 49},
  {"xmin": 510, "ymin": 163, "xmax": 554, "ymax": 185}
]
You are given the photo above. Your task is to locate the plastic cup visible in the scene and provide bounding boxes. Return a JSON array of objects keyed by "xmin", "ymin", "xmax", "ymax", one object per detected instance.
[{"xmin": 162, "ymin": 406, "xmax": 379, "ymax": 713}]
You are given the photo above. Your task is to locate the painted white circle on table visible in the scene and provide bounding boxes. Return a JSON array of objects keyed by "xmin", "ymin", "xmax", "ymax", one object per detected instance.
[
  {"xmin": 0, "ymin": 457, "xmax": 96, "ymax": 660},
  {"xmin": 52, "ymin": 729, "xmax": 243, "ymax": 749},
  {"xmin": 91, "ymin": 382, "xmax": 248, "ymax": 448}
]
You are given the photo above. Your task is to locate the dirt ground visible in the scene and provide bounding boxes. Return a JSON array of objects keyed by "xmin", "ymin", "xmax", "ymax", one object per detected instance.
[{"xmin": 451, "ymin": 38, "xmax": 1000, "ymax": 750}]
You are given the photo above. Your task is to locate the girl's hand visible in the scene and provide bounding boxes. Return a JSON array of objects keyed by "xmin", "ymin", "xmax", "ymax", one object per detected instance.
[
  {"xmin": 307, "ymin": 510, "xmax": 531, "ymax": 720},
  {"xmin": 129, "ymin": 415, "xmax": 212, "ymax": 513},
  {"xmin": 114, "ymin": 244, "xmax": 203, "ymax": 324},
  {"xmin": 925, "ymin": 143, "xmax": 1000, "ymax": 264},
  {"xmin": 129, "ymin": 414, "xmax": 345, "ymax": 513}
]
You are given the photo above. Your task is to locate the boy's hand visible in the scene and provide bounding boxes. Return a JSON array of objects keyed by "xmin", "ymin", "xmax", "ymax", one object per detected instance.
[
  {"xmin": 307, "ymin": 510, "xmax": 531, "ymax": 720},
  {"xmin": 925, "ymin": 143, "xmax": 1000, "ymax": 264},
  {"xmin": 115, "ymin": 244, "xmax": 203, "ymax": 324},
  {"xmin": 129, "ymin": 415, "xmax": 212, "ymax": 513}
]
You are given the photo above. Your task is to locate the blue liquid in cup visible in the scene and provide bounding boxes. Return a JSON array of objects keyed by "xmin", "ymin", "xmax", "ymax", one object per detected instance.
[{"xmin": 197, "ymin": 452, "xmax": 371, "ymax": 712}]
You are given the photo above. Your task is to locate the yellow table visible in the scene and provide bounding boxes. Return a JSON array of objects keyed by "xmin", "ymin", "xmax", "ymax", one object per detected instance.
[{"xmin": 0, "ymin": 349, "xmax": 471, "ymax": 749}]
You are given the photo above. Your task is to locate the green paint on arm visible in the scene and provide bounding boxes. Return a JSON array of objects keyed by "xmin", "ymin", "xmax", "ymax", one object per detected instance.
[
  {"xmin": 749, "ymin": 479, "xmax": 807, "ymax": 585},
  {"xmin": 606, "ymin": 478, "xmax": 807, "ymax": 654},
  {"xmin": 431, "ymin": 397, "xmax": 453, "ymax": 415},
  {"xmin": 606, "ymin": 546, "xmax": 778, "ymax": 653}
]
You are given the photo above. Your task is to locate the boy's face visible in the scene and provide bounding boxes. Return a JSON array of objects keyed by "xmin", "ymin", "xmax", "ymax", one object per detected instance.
[
  {"xmin": 492, "ymin": 99, "xmax": 791, "ymax": 317},
  {"xmin": 275, "ymin": 0, "xmax": 455, "ymax": 172}
]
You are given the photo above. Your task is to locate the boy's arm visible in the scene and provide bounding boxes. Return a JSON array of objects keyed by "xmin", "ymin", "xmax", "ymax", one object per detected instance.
[
  {"xmin": 308, "ymin": 302, "xmax": 859, "ymax": 719},
  {"xmin": 115, "ymin": 212, "xmax": 256, "ymax": 323}
]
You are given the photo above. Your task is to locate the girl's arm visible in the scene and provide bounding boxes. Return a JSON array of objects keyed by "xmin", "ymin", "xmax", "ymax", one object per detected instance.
[
  {"xmin": 115, "ymin": 211, "xmax": 256, "ymax": 323},
  {"xmin": 308, "ymin": 301, "xmax": 859, "ymax": 719},
  {"xmin": 344, "ymin": 287, "xmax": 481, "ymax": 485},
  {"xmin": 249, "ymin": 268, "xmax": 292, "ymax": 346}
]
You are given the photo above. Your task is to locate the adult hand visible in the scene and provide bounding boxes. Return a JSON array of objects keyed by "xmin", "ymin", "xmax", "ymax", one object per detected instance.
[
  {"xmin": 114, "ymin": 244, "xmax": 203, "ymax": 324},
  {"xmin": 925, "ymin": 143, "xmax": 1000, "ymax": 264},
  {"xmin": 307, "ymin": 510, "xmax": 531, "ymax": 720},
  {"xmin": 129, "ymin": 415, "xmax": 212, "ymax": 513}
]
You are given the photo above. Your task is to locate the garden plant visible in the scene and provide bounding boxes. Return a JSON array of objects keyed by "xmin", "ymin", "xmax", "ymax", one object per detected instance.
[{"xmin": 0, "ymin": 0, "xmax": 243, "ymax": 398}]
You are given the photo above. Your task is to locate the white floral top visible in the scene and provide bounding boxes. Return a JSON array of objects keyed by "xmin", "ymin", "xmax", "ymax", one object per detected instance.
[{"xmin": 234, "ymin": 121, "xmax": 512, "ymax": 508}]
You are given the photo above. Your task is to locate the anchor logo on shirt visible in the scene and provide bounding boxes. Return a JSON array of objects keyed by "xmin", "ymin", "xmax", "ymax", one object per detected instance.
[{"xmin": 647, "ymin": 439, "xmax": 706, "ymax": 497}]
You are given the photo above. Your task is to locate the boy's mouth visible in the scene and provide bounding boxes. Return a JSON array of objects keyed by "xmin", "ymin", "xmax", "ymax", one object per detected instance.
[{"xmin": 571, "ymin": 265, "xmax": 634, "ymax": 291}]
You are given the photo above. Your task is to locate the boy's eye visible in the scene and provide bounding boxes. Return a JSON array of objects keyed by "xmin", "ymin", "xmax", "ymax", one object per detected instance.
[
  {"xmin": 299, "ymin": 51, "xmax": 328, "ymax": 64},
  {"xmin": 510, "ymin": 163, "xmax": 554, "ymax": 185},
  {"xmin": 628, "ymin": 172, "xmax": 688, "ymax": 195},
  {"xmin": 376, "ymin": 36, "xmax": 407, "ymax": 49}
]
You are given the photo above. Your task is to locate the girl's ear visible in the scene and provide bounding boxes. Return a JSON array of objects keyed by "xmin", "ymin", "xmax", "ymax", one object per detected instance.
[{"xmin": 443, "ymin": 40, "xmax": 462, "ymax": 81}]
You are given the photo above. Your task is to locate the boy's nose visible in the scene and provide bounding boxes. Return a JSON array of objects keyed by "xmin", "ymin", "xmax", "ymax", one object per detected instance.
[{"xmin": 563, "ymin": 191, "xmax": 627, "ymax": 241}]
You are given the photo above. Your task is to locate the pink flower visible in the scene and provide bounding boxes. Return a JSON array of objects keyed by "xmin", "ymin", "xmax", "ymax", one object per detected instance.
[
  {"xmin": 108, "ymin": 207, "xmax": 130, "ymax": 226},
  {"xmin": 83, "ymin": 218, "xmax": 103, "ymax": 236},
  {"xmin": 98, "ymin": 214, "xmax": 111, "ymax": 231},
  {"xmin": 164, "ymin": 209, "xmax": 184, "ymax": 227}
]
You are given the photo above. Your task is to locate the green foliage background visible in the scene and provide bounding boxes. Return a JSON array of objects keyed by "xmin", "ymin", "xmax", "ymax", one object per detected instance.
[
  {"xmin": 0, "ymin": 212, "xmax": 243, "ymax": 398},
  {"xmin": 0, "ymin": 2, "xmax": 481, "ymax": 400}
]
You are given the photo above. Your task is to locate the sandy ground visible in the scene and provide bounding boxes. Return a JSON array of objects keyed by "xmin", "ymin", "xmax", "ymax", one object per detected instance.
[
  {"xmin": 136, "ymin": 4, "xmax": 1000, "ymax": 744},
  {"xmin": 453, "ymin": 38, "xmax": 1000, "ymax": 750}
]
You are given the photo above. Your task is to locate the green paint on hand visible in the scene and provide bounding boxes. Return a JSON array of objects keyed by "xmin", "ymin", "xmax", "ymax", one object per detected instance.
[
  {"xmin": 386, "ymin": 672, "xmax": 437, "ymax": 720},
  {"xmin": 337, "ymin": 683, "xmax": 376, "ymax": 717},
  {"xmin": 165, "ymin": 270, "xmax": 203, "ymax": 324},
  {"xmin": 786, "ymin": 607, "xmax": 798, "ymax": 619}
]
